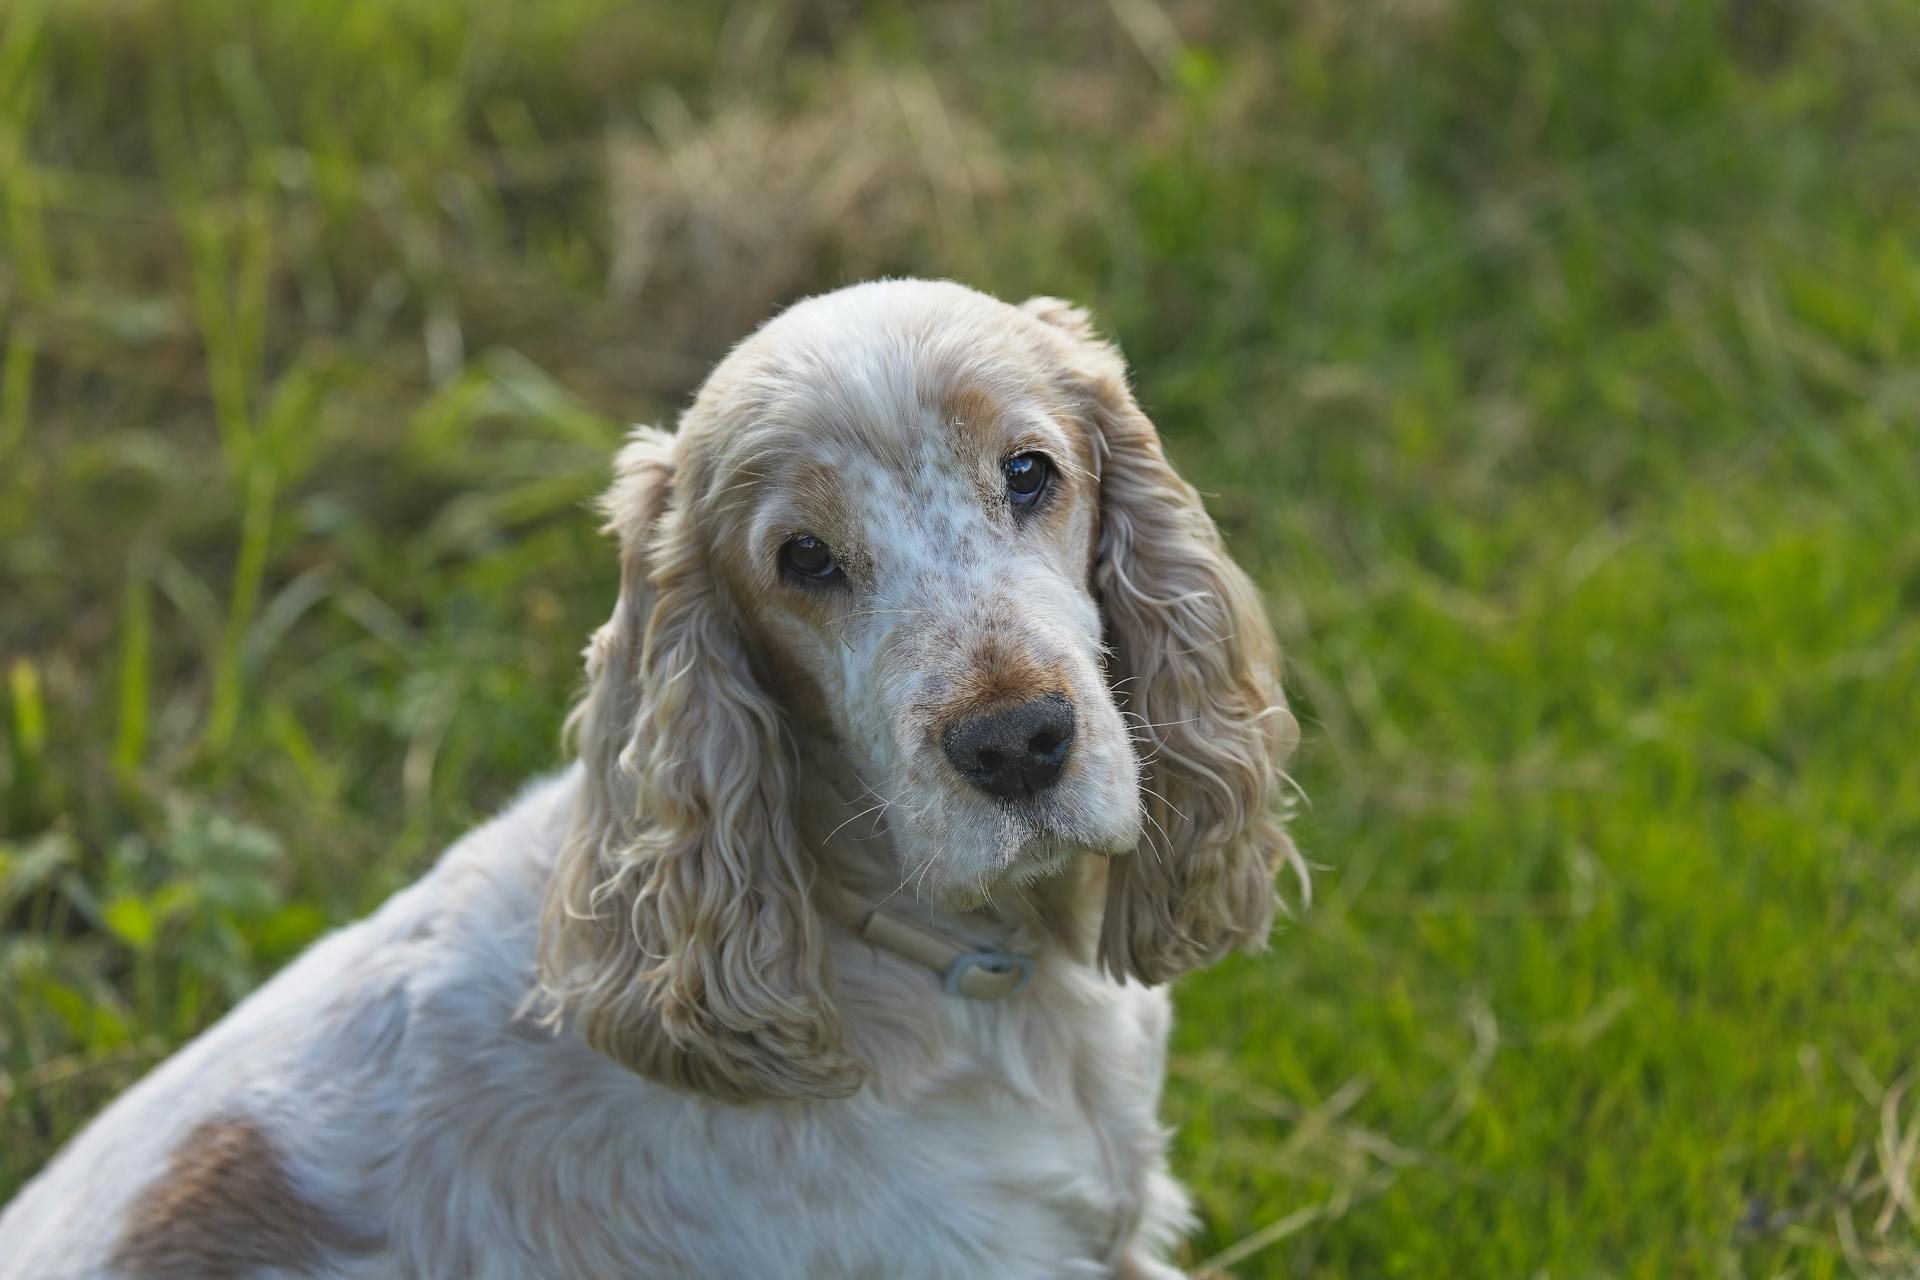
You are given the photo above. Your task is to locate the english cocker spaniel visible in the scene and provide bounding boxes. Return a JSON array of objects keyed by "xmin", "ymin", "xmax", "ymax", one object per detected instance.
[{"xmin": 0, "ymin": 280, "xmax": 1302, "ymax": 1279}]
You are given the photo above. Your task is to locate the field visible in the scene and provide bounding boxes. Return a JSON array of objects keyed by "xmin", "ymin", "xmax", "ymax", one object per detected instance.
[{"xmin": 3, "ymin": 1, "xmax": 1918, "ymax": 1274}]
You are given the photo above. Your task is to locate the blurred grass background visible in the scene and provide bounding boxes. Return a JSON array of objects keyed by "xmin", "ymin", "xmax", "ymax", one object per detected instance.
[{"xmin": 2, "ymin": 0, "xmax": 1918, "ymax": 1273}]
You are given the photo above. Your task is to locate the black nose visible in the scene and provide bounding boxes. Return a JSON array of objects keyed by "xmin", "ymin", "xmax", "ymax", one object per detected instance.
[{"xmin": 941, "ymin": 694, "xmax": 1076, "ymax": 800}]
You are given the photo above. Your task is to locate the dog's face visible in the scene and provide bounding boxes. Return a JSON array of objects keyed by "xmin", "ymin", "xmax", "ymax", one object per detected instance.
[
  {"xmin": 540, "ymin": 280, "xmax": 1299, "ymax": 1102},
  {"xmin": 691, "ymin": 284, "xmax": 1141, "ymax": 904}
]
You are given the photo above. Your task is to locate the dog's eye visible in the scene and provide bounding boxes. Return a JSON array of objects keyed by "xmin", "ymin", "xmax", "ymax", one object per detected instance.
[
  {"xmin": 1003, "ymin": 453, "xmax": 1051, "ymax": 506},
  {"xmin": 780, "ymin": 534, "xmax": 841, "ymax": 582}
]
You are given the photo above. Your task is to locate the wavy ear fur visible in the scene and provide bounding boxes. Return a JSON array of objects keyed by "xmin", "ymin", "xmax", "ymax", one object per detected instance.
[
  {"xmin": 537, "ymin": 427, "xmax": 860, "ymax": 1102},
  {"xmin": 1024, "ymin": 298, "xmax": 1304, "ymax": 985}
]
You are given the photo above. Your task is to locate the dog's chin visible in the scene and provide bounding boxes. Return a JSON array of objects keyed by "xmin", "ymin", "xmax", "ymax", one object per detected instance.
[
  {"xmin": 921, "ymin": 844, "xmax": 1071, "ymax": 912},
  {"xmin": 912, "ymin": 789, "xmax": 1142, "ymax": 911}
]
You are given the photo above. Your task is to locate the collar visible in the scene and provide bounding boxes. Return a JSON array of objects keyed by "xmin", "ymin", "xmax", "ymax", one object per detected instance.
[{"xmin": 815, "ymin": 882, "xmax": 1036, "ymax": 1001}]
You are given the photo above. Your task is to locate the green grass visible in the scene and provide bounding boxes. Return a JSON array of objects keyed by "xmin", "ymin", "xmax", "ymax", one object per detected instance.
[{"xmin": 3, "ymin": 0, "xmax": 1918, "ymax": 1274}]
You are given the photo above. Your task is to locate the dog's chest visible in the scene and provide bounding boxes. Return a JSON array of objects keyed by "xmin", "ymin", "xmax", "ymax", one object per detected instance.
[
  {"xmin": 355, "ymin": 960, "xmax": 1186, "ymax": 1279},
  {"xmin": 851, "ymin": 980, "xmax": 1179, "ymax": 1269}
]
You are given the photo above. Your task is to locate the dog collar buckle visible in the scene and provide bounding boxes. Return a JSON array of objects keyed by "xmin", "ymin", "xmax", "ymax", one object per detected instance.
[
  {"xmin": 943, "ymin": 950, "xmax": 1036, "ymax": 999},
  {"xmin": 816, "ymin": 881, "xmax": 1038, "ymax": 1002}
]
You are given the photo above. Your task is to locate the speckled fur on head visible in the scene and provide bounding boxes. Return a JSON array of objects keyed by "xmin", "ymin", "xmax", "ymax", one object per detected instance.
[{"xmin": 538, "ymin": 279, "xmax": 1301, "ymax": 1102}]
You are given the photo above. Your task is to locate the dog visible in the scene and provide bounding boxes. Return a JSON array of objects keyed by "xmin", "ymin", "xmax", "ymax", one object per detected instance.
[{"xmin": 0, "ymin": 280, "xmax": 1302, "ymax": 1278}]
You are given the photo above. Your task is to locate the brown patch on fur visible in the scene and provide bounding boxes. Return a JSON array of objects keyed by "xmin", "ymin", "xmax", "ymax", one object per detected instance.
[
  {"xmin": 787, "ymin": 458, "xmax": 848, "ymax": 520},
  {"xmin": 738, "ymin": 609, "xmax": 835, "ymax": 733},
  {"xmin": 936, "ymin": 382, "xmax": 1004, "ymax": 441},
  {"xmin": 936, "ymin": 382, "xmax": 1017, "ymax": 512},
  {"xmin": 938, "ymin": 632, "xmax": 1071, "ymax": 724},
  {"xmin": 705, "ymin": 521, "xmax": 838, "ymax": 734},
  {"xmin": 111, "ymin": 1115, "xmax": 377, "ymax": 1279}
]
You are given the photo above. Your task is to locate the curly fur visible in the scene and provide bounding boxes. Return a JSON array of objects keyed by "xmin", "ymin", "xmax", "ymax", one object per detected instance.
[{"xmin": 538, "ymin": 428, "xmax": 859, "ymax": 1101}]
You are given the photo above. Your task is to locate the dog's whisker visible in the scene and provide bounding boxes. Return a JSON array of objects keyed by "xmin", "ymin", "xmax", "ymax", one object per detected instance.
[
  {"xmin": 1001, "ymin": 874, "xmax": 1043, "ymax": 927},
  {"xmin": 1137, "ymin": 784, "xmax": 1193, "ymax": 828},
  {"xmin": 821, "ymin": 802, "xmax": 891, "ymax": 845},
  {"xmin": 873, "ymin": 864, "xmax": 922, "ymax": 912},
  {"xmin": 1118, "ymin": 713, "xmax": 1204, "ymax": 731},
  {"xmin": 844, "ymin": 774, "xmax": 904, "ymax": 808},
  {"xmin": 910, "ymin": 850, "xmax": 941, "ymax": 901},
  {"xmin": 1139, "ymin": 805, "xmax": 1177, "ymax": 865}
]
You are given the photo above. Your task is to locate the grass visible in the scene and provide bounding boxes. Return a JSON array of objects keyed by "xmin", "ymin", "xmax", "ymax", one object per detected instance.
[{"xmin": 3, "ymin": 0, "xmax": 1918, "ymax": 1273}]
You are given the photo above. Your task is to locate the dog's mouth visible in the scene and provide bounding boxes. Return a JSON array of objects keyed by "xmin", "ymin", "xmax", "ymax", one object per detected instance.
[
  {"xmin": 1022, "ymin": 785, "xmax": 1140, "ymax": 854},
  {"xmin": 1000, "ymin": 838, "xmax": 1079, "ymax": 889},
  {"xmin": 912, "ymin": 781, "xmax": 1140, "ymax": 906}
]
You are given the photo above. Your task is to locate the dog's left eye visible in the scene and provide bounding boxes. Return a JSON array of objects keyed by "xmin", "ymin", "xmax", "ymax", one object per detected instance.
[
  {"xmin": 780, "ymin": 534, "xmax": 841, "ymax": 583},
  {"xmin": 1004, "ymin": 453, "xmax": 1051, "ymax": 506}
]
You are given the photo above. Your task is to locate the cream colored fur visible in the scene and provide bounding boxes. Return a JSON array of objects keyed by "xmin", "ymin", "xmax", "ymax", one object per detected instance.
[{"xmin": 0, "ymin": 279, "xmax": 1301, "ymax": 1279}]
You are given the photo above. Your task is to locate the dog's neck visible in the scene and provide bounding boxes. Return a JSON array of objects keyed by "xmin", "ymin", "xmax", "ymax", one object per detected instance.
[{"xmin": 790, "ymin": 732, "xmax": 1100, "ymax": 966}]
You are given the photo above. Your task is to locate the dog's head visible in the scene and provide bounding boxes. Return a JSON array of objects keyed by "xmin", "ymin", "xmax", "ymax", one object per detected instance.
[{"xmin": 539, "ymin": 281, "xmax": 1299, "ymax": 1101}]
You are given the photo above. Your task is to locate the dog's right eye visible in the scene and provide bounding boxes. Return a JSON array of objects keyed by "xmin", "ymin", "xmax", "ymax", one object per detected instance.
[{"xmin": 780, "ymin": 534, "xmax": 841, "ymax": 583}]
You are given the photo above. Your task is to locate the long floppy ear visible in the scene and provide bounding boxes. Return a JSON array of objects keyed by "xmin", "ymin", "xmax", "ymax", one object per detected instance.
[
  {"xmin": 1024, "ymin": 298, "xmax": 1304, "ymax": 985},
  {"xmin": 536, "ymin": 426, "xmax": 861, "ymax": 1102}
]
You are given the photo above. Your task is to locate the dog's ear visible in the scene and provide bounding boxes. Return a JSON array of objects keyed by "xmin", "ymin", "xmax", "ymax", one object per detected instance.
[
  {"xmin": 1023, "ymin": 297, "xmax": 1304, "ymax": 985},
  {"xmin": 537, "ymin": 427, "xmax": 860, "ymax": 1102}
]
